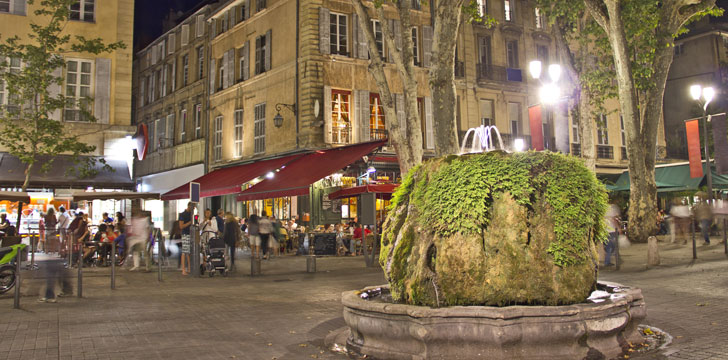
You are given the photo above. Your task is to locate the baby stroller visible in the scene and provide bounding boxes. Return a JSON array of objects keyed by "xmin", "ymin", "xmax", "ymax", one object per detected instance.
[{"xmin": 203, "ymin": 231, "xmax": 227, "ymax": 277}]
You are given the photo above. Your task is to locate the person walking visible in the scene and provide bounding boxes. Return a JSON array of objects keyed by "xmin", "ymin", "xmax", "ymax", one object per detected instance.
[
  {"xmin": 694, "ymin": 198, "xmax": 713, "ymax": 245},
  {"xmin": 178, "ymin": 202, "xmax": 195, "ymax": 275},
  {"xmin": 38, "ymin": 257, "xmax": 73, "ymax": 303},
  {"xmin": 222, "ymin": 213, "xmax": 239, "ymax": 272},
  {"xmin": 258, "ymin": 212, "xmax": 273, "ymax": 260},
  {"xmin": 603, "ymin": 203, "xmax": 620, "ymax": 267},
  {"xmin": 248, "ymin": 214, "xmax": 261, "ymax": 259},
  {"xmin": 128, "ymin": 211, "xmax": 151, "ymax": 272},
  {"xmin": 57, "ymin": 206, "xmax": 71, "ymax": 257},
  {"xmin": 670, "ymin": 199, "xmax": 691, "ymax": 245},
  {"xmin": 215, "ymin": 209, "xmax": 225, "ymax": 237}
]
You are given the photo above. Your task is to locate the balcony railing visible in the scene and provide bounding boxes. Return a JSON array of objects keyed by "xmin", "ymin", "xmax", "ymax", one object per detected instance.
[
  {"xmin": 332, "ymin": 126, "xmax": 351, "ymax": 145},
  {"xmin": 476, "ymin": 64, "xmax": 523, "ymax": 82},
  {"xmin": 370, "ymin": 128, "xmax": 388, "ymax": 140},
  {"xmin": 597, "ymin": 145, "xmax": 614, "ymax": 159},
  {"xmin": 571, "ymin": 143, "xmax": 581, "ymax": 157},
  {"xmin": 455, "ymin": 61, "xmax": 465, "ymax": 78}
]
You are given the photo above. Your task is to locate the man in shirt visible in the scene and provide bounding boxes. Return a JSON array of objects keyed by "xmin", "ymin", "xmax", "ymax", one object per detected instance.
[
  {"xmin": 102, "ymin": 212, "xmax": 114, "ymax": 225},
  {"xmin": 215, "ymin": 209, "xmax": 225, "ymax": 236},
  {"xmin": 57, "ymin": 206, "xmax": 71, "ymax": 256}
]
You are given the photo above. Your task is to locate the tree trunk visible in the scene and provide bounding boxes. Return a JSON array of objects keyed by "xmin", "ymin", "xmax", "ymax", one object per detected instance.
[
  {"xmin": 22, "ymin": 162, "xmax": 33, "ymax": 192},
  {"xmin": 578, "ymin": 88, "xmax": 597, "ymax": 171},
  {"xmin": 430, "ymin": 0, "xmax": 464, "ymax": 156}
]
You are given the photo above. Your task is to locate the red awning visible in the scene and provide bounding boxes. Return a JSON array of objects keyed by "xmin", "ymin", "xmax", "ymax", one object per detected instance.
[
  {"xmin": 236, "ymin": 140, "xmax": 387, "ymax": 201},
  {"xmin": 327, "ymin": 184, "xmax": 398, "ymax": 200},
  {"xmin": 161, "ymin": 154, "xmax": 304, "ymax": 201}
]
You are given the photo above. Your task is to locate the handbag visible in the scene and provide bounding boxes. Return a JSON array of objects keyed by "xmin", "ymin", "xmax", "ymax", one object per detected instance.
[{"xmin": 618, "ymin": 234, "xmax": 630, "ymax": 249}]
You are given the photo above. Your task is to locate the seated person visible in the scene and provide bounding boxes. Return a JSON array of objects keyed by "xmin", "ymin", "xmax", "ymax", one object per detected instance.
[
  {"xmin": 350, "ymin": 223, "xmax": 372, "ymax": 256},
  {"xmin": 98, "ymin": 224, "xmax": 117, "ymax": 265},
  {"xmin": 0, "ymin": 213, "xmax": 15, "ymax": 236}
]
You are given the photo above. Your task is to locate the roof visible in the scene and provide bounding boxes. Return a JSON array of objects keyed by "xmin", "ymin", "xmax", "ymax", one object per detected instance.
[{"xmin": 0, "ymin": 153, "xmax": 134, "ymax": 190}]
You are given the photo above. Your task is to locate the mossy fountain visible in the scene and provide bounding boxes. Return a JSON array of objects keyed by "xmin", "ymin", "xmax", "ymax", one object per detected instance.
[{"xmin": 339, "ymin": 126, "xmax": 646, "ymax": 359}]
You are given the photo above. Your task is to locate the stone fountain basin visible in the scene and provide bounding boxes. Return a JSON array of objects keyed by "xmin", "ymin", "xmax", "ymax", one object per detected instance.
[{"xmin": 343, "ymin": 282, "xmax": 646, "ymax": 360}]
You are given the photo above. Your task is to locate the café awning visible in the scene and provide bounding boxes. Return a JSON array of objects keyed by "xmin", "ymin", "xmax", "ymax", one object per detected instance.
[
  {"xmin": 327, "ymin": 184, "xmax": 398, "ymax": 200},
  {"xmin": 236, "ymin": 140, "xmax": 387, "ymax": 201},
  {"xmin": 72, "ymin": 191, "xmax": 161, "ymax": 202},
  {"xmin": 0, "ymin": 191, "xmax": 31, "ymax": 203},
  {"xmin": 606, "ymin": 161, "xmax": 728, "ymax": 192},
  {"xmin": 161, "ymin": 154, "xmax": 304, "ymax": 201}
]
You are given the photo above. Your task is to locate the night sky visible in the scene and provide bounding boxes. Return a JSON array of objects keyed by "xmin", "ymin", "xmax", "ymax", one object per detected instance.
[{"xmin": 134, "ymin": 0, "xmax": 212, "ymax": 53}]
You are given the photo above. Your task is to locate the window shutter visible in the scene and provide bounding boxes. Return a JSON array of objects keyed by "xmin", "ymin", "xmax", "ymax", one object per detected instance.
[
  {"xmin": 319, "ymin": 7, "xmax": 330, "ymax": 55},
  {"xmin": 151, "ymin": 46, "xmax": 158, "ymax": 65},
  {"xmin": 245, "ymin": 0, "xmax": 251, "ymax": 20},
  {"xmin": 171, "ymin": 61, "xmax": 176, "ymax": 91},
  {"xmin": 425, "ymin": 96, "xmax": 434, "ymax": 149},
  {"xmin": 159, "ymin": 116, "xmax": 167, "ymax": 148},
  {"xmin": 264, "ymin": 29, "xmax": 272, "ymax": 72},
  {"xmin": 324, "ymin": 86, "xmax": 332, "ymax": 144},
  {"xmin": 140, "ymin": 78, "xmax": 146, "ymax": 106},
  {"xmin": 211, "ymin": 18, "xmax": 217, "ymax": 38},
  {"xmin": 227, "ymin": 49, "xmax": 235, "ymax": 87},
  {"xmin": 12, "ymin": 0, "xmax": 25, "ymax": 15},
  {"xmin": 209, "ymin": 58, "xmax": 216, "ymax": 95},
  {"xmin": 94, "ymin": 58, "xmax": 111, "ymax": 124},
  {"xmin": 197, "ymin": 14, "xmax": 205, "ymax": 37},
  {"xmin": 48, "ymin": 67, "xmax": 62, "ymax": 120},
  {"xmin": 352, "ymin": 14, "xmax": 360, "ymax": 59},
  {"xmin": 222, "ymin": 51, "xmax": 229, "ymax": 89},
  {"xmin": 358, "ymin": 16, "xmax": 368, "ymax": 59},
  {"xmin": 358, "ymin": 90, "xmax": 370, "ymax": 142},
  {"xmin": 387, "ymin": 20, "xmax": 402, "ymax": 63},
  {"xmin": 243, "ymin": 41, "xmax": 250, "ymax": 80},
  {"xmin": 395, "ymin": 94, "xmax": 406, "ymax": 137},
  {"xmin": 168, "ymin": 33, "xmax": 176, "ymax": 54},
  {"xmin": 181, "ymin": 24, "xmax": 190, "ymax": 46},
  {"xmin": 422, "ymin": 26, "xmax": 433, "ymax": 67},
  {"xmin": 168, "ymin": 114, "xmax": 175, "ymax": 146},
  {"xmin": 159, "ymin": 43, "xmax": 165, "ymax": 61}
]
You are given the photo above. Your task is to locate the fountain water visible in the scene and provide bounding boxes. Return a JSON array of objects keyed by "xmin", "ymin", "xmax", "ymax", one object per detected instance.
[{"xmin": 460, "ymin": 125, "xmax": 505, "ymax": 154}]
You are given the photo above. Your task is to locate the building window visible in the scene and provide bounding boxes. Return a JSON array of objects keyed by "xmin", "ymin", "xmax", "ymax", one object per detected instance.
[
  {"xmin": 218, "ymin": 64, "xmax": 224, "ymax": 91},
  {"xmin": 620, "ymin": 115, "xmax": 625, "ymax": 146},
  {"xmin": 146, "ymin": 75, "xmax": 152, "ymax": 104},
  {"xmin": 194, "ymin": 104, "xmax": 202, "ymax": 139},
  {"xmin": 161, "ymin": 65, "xmax": 168, "ymax": 97},
  {"xmin": 674, "ymin": 43, "xmax": 684, "ymax": 57},
  {"xmin": 480, "ymin": 99, "xmax": 494, "ymax": 126},
  {"xmin": 0, "ymin": 57, "xmax": 21, "ymax": 112},
  {"xmin": 478, "ymin": 36, "xmax": 491, "ymax": 66},
  {"xmin": 197, "ymin": 46, "xmax": 204, "ymax": 81},
  {"xmin": 329, "ymin": 12, "xmax": 348, "ymax": 56},
  {"xmin": 64, "ymin": 59, "xmax": 92, "ymax": 121},
  {"xmin": 477, "ymin": 0, "xmax": 487, "ymax": 17},
  {"xmin": 70, "ymin": 0, "xmax": 94, "ymax": 22},
  {"xmin": 256, "ymin": 0, "xmax": 266, "ymax": 12},
  {"xmin": 508, "ymin": 102, "xmax": 521, "ymax": 136},
  {"xmin": 331, "ymin": 90, "xmax": 351, "ymax": 144},
  {"xmin": 535, "ymin": 8, "xmax": 544, "ymax": 29},
  {"xmin": 372, "ymin": 20, "xmax": 383, "ymax": 59},
  {"xmin": 182, "ymin": 54, "xmax": 189, "ymax": 87},
  {"xmin": 370, "ymin": 93, "xmax": 386, "ymax": 140},
  {"xmin": 504, "ymin": 0, "xmax": 514, "ymax": 22},
  {"xmin": 572, "ymin": 118, "xmax": 580, "ymax": 144},
  {"xmin": 506, "ymin": 40, "xmax": 519, "ymax": 68},
  {"xmin": 0, "ymin": 1, "xmax": 9, "ymax": 13},
  {"xmin": 234, "ymin": 109, "xmax": 244, "ymax": 158},
  {"xmin": 213, "ymin": 116, "xmax": 223, "ymax": 161},
  {"xmin": 411, "ymin": 27, "xmax": 420, "ymax": 66},
  {"xmin": 597, "ymin": 114, "xmax": 609, "ymax": 145},
  {"xmin": 412, "ymin": 0, "xmax": 421, "ymax": 10},
  {"xmin": 254, "ymin": 103, "xmax": 266, "ymax": 154},
  {"xmin": 255, "ymin": 33, "xmax": 268, "ymax": 75},
  {"xmin": 180, "ymin": 109, "xmax": 187, "ymax": 142},
  {"xmin": 536, "ymin": 45, "xmax": 549, "ymax": 64}
]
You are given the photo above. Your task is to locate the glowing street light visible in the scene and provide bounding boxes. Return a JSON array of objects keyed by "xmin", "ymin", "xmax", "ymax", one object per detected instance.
[{"xmin": 514, "ymin": 138, "xmax": 525, "ymax": 152}]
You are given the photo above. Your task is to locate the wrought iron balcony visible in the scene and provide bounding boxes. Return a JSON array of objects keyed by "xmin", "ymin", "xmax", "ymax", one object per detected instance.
[{"xmin": 476, "ymin": 64, "xmax": 523, "ymax": 82}]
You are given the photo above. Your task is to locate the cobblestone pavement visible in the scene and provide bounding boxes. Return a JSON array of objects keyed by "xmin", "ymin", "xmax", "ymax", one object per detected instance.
[{"xmin": 1, "ymin": 235, "xmax": 727, "ymax": 360}]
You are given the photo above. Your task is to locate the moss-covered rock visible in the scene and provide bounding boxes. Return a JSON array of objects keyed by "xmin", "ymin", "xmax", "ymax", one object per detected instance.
[{"xmin": 380, "ymin": 151, "xmax": 607, "ymax": 307}]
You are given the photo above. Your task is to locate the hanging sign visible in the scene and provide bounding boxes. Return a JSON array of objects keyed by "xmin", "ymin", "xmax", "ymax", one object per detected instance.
[
  {"xmin": 528, "ymin": 105, "xmax": 544, "ymax": 151},
  {"xmin": 135, "ymin": 123, "xmax": 149, "ymax": 161},
  {"xmin": 685, "ymin": 119, "xmax": 703, "ymax": 178}
]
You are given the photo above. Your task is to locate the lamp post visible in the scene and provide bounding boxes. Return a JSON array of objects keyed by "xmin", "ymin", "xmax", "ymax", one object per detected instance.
[
  {"xmin": 529, "ymin": 60, "xmax": 568, "ymax": 153},
  {"xmin": 274, "ymin": 103, "xmax": 297, "ymax": 128},
  {"xmin": 689, "ymin": 84, "xmax": 715, "ymax": 203}
]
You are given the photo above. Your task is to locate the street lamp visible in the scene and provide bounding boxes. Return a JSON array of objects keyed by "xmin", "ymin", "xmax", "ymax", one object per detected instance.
[
  {"xmin": 689, "ymin": 84, "xmax": 716, "ymax": 202},
  {"xmin": 529, "ymin": 60, "xmax": 562, "ymax": 104},
  {"xmin": 274, "ymin": 103, "xmax": 297, "ymax": 128}
]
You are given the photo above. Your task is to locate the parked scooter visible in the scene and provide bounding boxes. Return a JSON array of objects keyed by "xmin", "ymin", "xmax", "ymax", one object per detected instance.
[{"xmin": 0, "ymin": 243, "xmax": 26, "ymax": 294}]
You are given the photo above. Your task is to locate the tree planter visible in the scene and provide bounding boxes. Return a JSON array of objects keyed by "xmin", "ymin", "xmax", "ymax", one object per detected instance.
[{"xmin": 343, "ymin": 282, "xmax": 646, "ymax": 360}]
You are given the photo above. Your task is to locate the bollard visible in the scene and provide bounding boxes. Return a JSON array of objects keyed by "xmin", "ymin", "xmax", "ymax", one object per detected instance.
[
  {"xmin": 157, "ymin": 232, "xmax": 163, "ymax": 282},
  {"xmin": 647, "ymin": 236, "xmax": 660, "ymax": 266},
  {"xmin": 111, "ymin": 241, "xmax": 116, "ymax": 290},
  {"xmin": 29, "ymin": 234, "xmax": 36, "ymax": 270},
  {"xmin": 77, "ymin": 242, "xmax": 83, "ymax": 298},
  {"xmin": 191, "ymin": 226, "xmax": 200, "ymax": 277},
  {"xmin": 13, "ymin": 247, "xmax": 20, "ymax": 309},
  {"xmin": 724, "ymin": 218, "xmax": 727, "ymax": 256},
  {"xmin": 67, "ymin": 231, "xmax": 72, "ymax": 268},
  {"xmin": 615, "ymin": 233, "xmax": 621, "ymax": 271},
  {"xmin": 692, "ymin": 218, "xmax": 697, "ymax": 260},
  {"xmin": 250, "ymin": 254, "xmax": 261, "ymax": 276},
  {"xmin": 306, "ymin": 245, "xmax": 316, "ymax": 273}
]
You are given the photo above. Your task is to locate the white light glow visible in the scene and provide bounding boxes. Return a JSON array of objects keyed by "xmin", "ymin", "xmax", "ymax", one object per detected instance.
[
  {"xmin": 539, "ymin": 83, "xmax": 561, "ymax": 104},
  {"xmin": 548, "ymin": 64, "xmax": 562, "ymax": 82},
  {"xmin": 529, "ymin": 60, "xmax": 542, "ymax": 80},
  {"xmin": 266, "ymin": 172, "xmax": 275, "ymax": 179},
  {"xmin": 367, "ymin": 166, "xmax": 376, "ymax": 173},
  {"xmin": 514, "ymin": 138, "xmax": 525, "ymax": 152},
  {"xmin": 690, "ymin": 85, "xmax": 702, "ymax": 101},
  {"xmin": 703, "ymin": 87, "xmax": 715, "ymax": 105}
]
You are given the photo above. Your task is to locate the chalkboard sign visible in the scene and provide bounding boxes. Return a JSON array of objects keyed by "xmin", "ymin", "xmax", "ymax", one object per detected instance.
[{"xmin": 313, "ymin": 233, "xmax": 337, "ymax": 255}]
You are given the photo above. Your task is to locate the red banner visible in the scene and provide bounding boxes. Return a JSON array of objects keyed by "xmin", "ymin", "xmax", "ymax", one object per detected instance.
[
  {"xmin": 528, "ymin": 105, "xmax": 544, "ymax": 151},
  {"xmin": 685, "ymin": 119, "xmax": 703, "ymax": 178}
]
